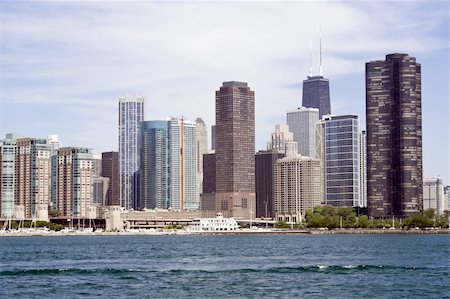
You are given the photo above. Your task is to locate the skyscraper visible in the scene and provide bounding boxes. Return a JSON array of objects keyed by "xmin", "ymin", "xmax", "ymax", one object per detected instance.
[
  {"xmin": 255, "ymin": 150, "xmax": 285, "ymax": 219},
  {"xmin": 215, "ymin": 81, "xmax": 255, "ymax": 219},
  {"xmin": 302, "ymin": 77, "xmax": 331, "ymax": 118},
  {"xmin": 0, "ymin": 134, "xmax": 18, "ymax": 218},
  {"xmin": 139, "ymin": 118, "xmax": 198, "ymax": 210},
  {"xmin": 366, "ymin": 53, "xmax": 422, "ymax": 218},
  {"xmin": 423, "ymin": 177, "xmax": 446, "ymax": 215},
  {"xmin": 286, "ymin": 107, "xmax": 319, "ymax": 157},
  {"xmin": 316, "ymin": 115, "xmax": 360, "ymax": 207},
  {"xmin": 274, "ymin": 155, "xmax": 322, "ymax": 223},
  {"xmin": 358, "ymin": 130, "xmax": 367, "ymax": 208},
  {"xmin": 51, "ymin": 147, "xmax": 94, "ymax": 218},
  {"xmin": 119, "ymin": 95, "xmax": 145, "ymax": 210},
  {"xmin": 267, "ymin": 124, "xmax": 298, "ymax": 157},
  {"xmin": 101, "ymin": 151, "xmax": 120, "ymax": 206}
]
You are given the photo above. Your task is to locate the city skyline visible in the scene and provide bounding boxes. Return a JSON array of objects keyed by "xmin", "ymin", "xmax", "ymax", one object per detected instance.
[{"xmin": 0, "ymin": 1, "xmax": 448, "ymax": 183}]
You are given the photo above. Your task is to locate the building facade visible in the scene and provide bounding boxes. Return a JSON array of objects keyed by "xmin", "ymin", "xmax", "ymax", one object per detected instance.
[
  {"xmin": 139, "ymin": 118, "xmax": 198, "ymax": 210},
  {"xmin": 287, "ymin": 107, "xmax": 319, "ymax": 158},
  {"xmin": 358, "ymin": 130, "xmax": 367, "ymax": 208},
  {"xmin": 316, "ymin": 115, "xmax": 360, "ymax": 207},
  {"xmin": 51, "ymin": 147, "xmax": 94, "ymax": 218},
  {"xmin": 0, "ymin": 134, "xmax": 18, "ymax": 218},
  {"xmin": 255, "ymin": 150, "xmax": 285, "ymax": 219},
  {"xmin": 101, "ymin": 151, "xmax": 120, "ymax": 206},
  {"xmin": 274, "ymin": 156, "xmax": 322, "ymax": 223},
  {"xmin": 366, "ymin": 53, "xmax": 423, "ymax": 218},
  {"xmin": 302, "ymin": 76, "xmax": 331, "ymax": 118},
  {"xmin": 200, "ymin": 152, "xmax": 216, "ymax": 211},
  {"xmin": 195, "ymin": 118, "xmax": 208, "ymax": 204},
  {"xmin": 267, "ymin": 124, "xmax": 298, "ymax": 157},
  {"xmin": 423, "ymin": 177, "xmax": 446, "ymax": 215},
  {"xmin": 215, "ymin": 81, "xmax": 255, "ymax": 219},
  {"xmin": 118, "ymin": 95, "xmax": 145, "ymax": 210}
]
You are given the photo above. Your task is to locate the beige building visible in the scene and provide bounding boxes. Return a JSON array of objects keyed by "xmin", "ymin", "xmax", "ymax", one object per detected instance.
[
  {"xmin": 423, "ymin": 177, "xmax": 447, "ymax": 215},
  {"xmin": 274, "ymin": 155, "xmax": 322, "ymax": 223},
  {"xmin": 267, "ymin": 124, "xmax": 298, "ymax": 157}
]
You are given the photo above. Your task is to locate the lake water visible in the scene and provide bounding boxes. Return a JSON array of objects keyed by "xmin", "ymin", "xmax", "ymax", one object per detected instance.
[{"xmin": 0, "ymin": 234, "xmax": 448, "ymax": 298}]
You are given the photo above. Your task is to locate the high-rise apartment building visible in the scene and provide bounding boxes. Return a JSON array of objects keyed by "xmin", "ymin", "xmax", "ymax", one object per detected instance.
[
  {"xmin": 274, "ymin": 155, "xmax": 322, "ymax": 223},
  {"xmin": 15, "ymin": 138, "xmax": 52, "ymax": 220},
  {"xmin": 316, "ymin": 115, "xmax": 360, "ymax": 207},
  {"xmin": 51, "ymin": 147, "xmax": 93, "ymax": 218},
  {"xmin": 287, "ymin": 107, "xmax": 319, "ymax": 158},
  {"xmin": 255, "ymin": 150, "xmax": 285, "ymax": 219},
  {"xmin": 1, "ymin": 134, "xmax": 52, "ymax": 220},
  {"xmin": 101, "ymin": 151, "xmax": 120, "ymax": 206},
  {"xmin": 0, "ymin": 134, "xmax": 18, "ymax": 218},
  {"xmin": 267, "ymin": 124, "xmax": 298, "ymax": 157},
  {"xmin": 366, "ymin": 53, "xmax": 422, "ymax": 218},
  {"xmin": 423, "ymin": 177, "xmax": 446, "ymax": 215},
  {"xmin": 119, "ymin": 95, "xmax": 145, "ymax": 210},
  {"xmin": 215, "ymin": 81, "xmax": 255, "ymax": 219},
  {"xmin": 211, "ymin": 125, "xmax": 216, "ymax": 151},
  {"xmin": 139, "ymin": 118, "xmax": 198, "ymax": 210}
]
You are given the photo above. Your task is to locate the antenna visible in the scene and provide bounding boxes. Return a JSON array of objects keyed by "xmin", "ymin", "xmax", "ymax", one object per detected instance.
[
  {"xmin": 319, "ymin": 27, "xmax": 323, "ymax": 76},
  {"xmin": 309, "ymin": 38, "xmax": 313, "ymax": 77}
]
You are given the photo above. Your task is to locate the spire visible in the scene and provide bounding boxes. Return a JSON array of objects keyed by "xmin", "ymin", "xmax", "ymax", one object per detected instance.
[
  {"xmin": 309, "ymin": 38, "xmax": 313, "ymax": 77},
  {"xmin": 319, "ymin": 27, "xmax": 323, "ymax": 76}
]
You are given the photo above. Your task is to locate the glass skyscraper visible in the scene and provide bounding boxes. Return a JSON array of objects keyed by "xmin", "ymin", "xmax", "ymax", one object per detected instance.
[
  {"xmin": 118, "ymin": 95, "xmax": 145, "ymax": 210},
  {"xmin": 139, "ymin": 118, "xmax": 198, "ymax": 210},
  {"xmin": 286, "ymin": 107, "xmax": 319, "ymax": 158},
  {"xmin": 317, "ymin": 115, "xmax": 360, "ymax": 207}
]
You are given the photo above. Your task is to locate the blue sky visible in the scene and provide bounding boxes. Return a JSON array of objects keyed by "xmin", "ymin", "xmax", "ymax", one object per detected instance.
[{"xmin": 0, "ymin": 1, "xmax": 448, "ymax": 183}]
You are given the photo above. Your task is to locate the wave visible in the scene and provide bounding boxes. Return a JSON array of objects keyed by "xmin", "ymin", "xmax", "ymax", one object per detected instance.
[{"xmin": 0, "ymin": 265, "xmax": 422, "ymax": 277}]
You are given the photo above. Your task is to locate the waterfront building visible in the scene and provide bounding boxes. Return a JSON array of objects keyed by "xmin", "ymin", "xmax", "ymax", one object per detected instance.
[
  {"xmin": 274, "ymin": 155, "xmax": 322, "ymax": 223},
  {"xmin": 118, "ymin": 95, "xmax": 145, "ymax": 210},
  {"xmin": 139, "ymin": 118, "xmax": 198, "ymax": 210},
  {"xmin": 215, "ymin": 81, "xmax": 255, "ymax": 219},
  {"xmin": 366, "ymin": 53, "xmax": 422, "ymax": 218},
  {"xmin": 92, "ymin": 154, "xmax": 102, "ymax": 177},
  {"xmin": 189, "ymin": 212, "xmax": 239, "ymax": 231},
  {"xmin": 101, "ymin": 151, "xmax": 120, "ymax": 206},
  {"xmin": 200, "ymin": 152, "xmax": 216, "ymax": 211},
  {"xmin": 0, "ymin": 134, "xmax": 18, "ymax": 218},
  {"xmin": 51, "ymin": 147, "xmax": 94, "ymax": 218},
  {"xmin": 358, "ymin": 130, "xmax": 367, "ymax": 208},
  {"xmin": 15, "ymin": 137, "xmax": 52, "ymax": 220},
  {"xmin": 255, "ymin": 150, "xmax": 285, "ymax": 219},
  {"xmin": 195, "ymin": 118, "xmax": 208, "ymax": 204},
  {"xmin": 286, "ymin": 107, "xmax": 319, "ymax": 158},
  {"xmin": 316, "ymin": 115, "xmax": 360, "ymax": 207},
  {"xmin": 423, "ymin": 177, "xmax": 446, "ymax": 215},
  {"xmin": 267, "ymin": 124, "xmax": 298, "ymax": 157}
]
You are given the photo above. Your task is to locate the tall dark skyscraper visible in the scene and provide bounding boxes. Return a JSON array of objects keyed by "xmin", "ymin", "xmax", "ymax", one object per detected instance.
[
  {"xmin": 215, "ymin": 81, "xmax": 255, "ymax": 219},
  {"xmin": 255, "ymin": 150, "xmax": 285, "ymax": 218},
  {"xmin": 101, "ymin": 151, "xmax": 120, "ymax": 206},
  {"xmin": 302, "ymin": 38, "xmax": 331, "ymax": 118},
  {"xmin": 302, "ymin": 76, "xmax": 331, "ymax": 118},
  {"xmin": 366, "ymin": 53, "xmax": 423, "ymax": 218}
]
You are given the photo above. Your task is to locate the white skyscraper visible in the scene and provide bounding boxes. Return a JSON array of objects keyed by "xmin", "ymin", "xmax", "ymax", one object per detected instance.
[
  {"xmin": 267, "ymin": 124, "xmax": 298, "ymax": 157},
  {"xmin": 287, "ymin": 107, "xmax": 319, "ymax": 158},
  {"xmin": 119, "ymin": 95, "xmax": 145, "ymax": 210},
  {"xmin": 423, "ymin": 177, "xmax": 446, "ymax": 215}
]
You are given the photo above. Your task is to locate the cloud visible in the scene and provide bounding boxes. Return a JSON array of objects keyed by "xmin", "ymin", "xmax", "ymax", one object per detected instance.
[{"xmin": 0, "ymin": 0, "xmax": 448, "ymax": 156}]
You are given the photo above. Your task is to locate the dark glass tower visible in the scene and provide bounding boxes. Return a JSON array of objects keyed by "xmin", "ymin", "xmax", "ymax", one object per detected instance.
[
  {"xmin": 215, "ymin": 81, "xmax": 255, "ymax": 219},
  {"xmin": 366, "ymin": 53, "xmax": 422, "ymax": 218},
  {"xmin": 101, "ymin": 151, "xmax": 120, "ymax": 206},
  {"xmin": 302, "ymin": 76, "xmax": 331, "ymax": 118}
]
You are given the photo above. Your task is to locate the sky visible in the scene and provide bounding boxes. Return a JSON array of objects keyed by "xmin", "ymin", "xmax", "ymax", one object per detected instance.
[{"xmin": 0, "ymin": 1, "xmax": 448, "ymax": 183}]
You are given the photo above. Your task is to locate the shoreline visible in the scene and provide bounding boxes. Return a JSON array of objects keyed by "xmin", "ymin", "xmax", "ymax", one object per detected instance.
[{"xmin": 0, "ymin": 228, "xmax": 448, "ymax": 237}]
